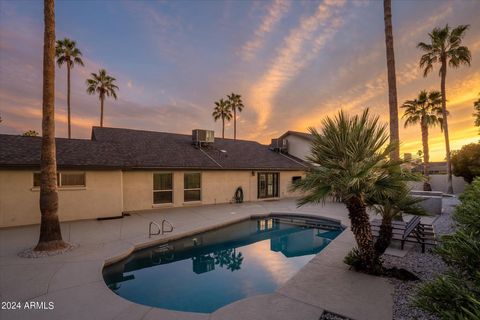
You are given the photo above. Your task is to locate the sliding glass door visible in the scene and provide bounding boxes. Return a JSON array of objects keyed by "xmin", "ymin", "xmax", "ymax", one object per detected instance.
[{"xmin": 257, "ymin": 172, "xmax": 279, "ymax": 199}]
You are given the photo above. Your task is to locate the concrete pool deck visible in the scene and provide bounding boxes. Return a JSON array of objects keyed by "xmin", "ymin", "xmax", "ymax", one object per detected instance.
[{"xmin": 0, "ymin": 198, "xmax": 393, "ymax": 320}]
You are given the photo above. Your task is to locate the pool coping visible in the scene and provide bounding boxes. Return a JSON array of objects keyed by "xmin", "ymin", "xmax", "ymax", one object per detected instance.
[
  {"xmin": 0, "ymin": 200, "xmax": 393, "ymax": 320},
  {"xmin": 104, "ymin": 212, "xmax": 345, "ymax": 266}
]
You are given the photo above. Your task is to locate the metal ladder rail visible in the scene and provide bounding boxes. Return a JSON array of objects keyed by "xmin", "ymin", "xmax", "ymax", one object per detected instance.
[{"xmin": 149, "ymin": 219, "xmax": 174, "ymax": 238}]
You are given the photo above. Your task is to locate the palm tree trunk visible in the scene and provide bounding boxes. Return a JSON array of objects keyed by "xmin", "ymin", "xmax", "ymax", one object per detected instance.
[
  {"xmin": 374, "ymin": 215, "xmax": 392, "ymax": 257},
  {"xmin": 222, "ymin": 117, "xmax": 225, "ymax": 138},
  {"xmin": 440, "ymin": 58, "xmax": 453, "ymax": 194},
  {"xmin": 100, "ymin": 96, "xmax": 104, "ymax": 127},
  {"xmin": 421, "ymin": 122, "xmax": 432, "ymax": 191},
  {"xmin": 383, "ymin": 0, "xmax": 399, "ymax": 161},
  {"xmin": 35, "ymin": 0, "xmax": 66, "ymax": 252},
  {"xmin": 345, "ymin": 196, "xmax": 378, "ymax": 272},
  {"xmin": 233, "ymin": 108, "xmax": 236, "ymax": 141},
  {"xmin": 67, "ymin": 61, "xmax": 71, "ymax": 139}
]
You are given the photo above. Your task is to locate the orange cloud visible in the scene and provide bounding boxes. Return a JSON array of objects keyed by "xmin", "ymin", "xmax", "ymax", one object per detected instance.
[
  {"xmin": 240, "ymin": 0, "xmax": 291, "ymax": 61},
  {"xmin": 248, "ymin": 0, "xmax": 346, "ymax": 139}
]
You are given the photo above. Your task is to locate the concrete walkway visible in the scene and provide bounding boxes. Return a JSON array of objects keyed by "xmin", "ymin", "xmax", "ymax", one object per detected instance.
[{"xmin": 0, "ymin": 199, "xmax": 393, "ymax": 320}]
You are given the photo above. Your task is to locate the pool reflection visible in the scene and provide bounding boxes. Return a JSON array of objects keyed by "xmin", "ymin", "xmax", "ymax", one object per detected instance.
[{"xmin": 103, "ymin": 218, "xmax": 342, "ymax": 313}]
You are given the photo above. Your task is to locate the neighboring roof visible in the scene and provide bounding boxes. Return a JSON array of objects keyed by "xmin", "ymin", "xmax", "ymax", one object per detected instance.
[
  {"xmin": 412, "ymin": 162, "xmax": 447, "ymax": 173},
  {"xmin": 277, "ymin": 130, "xmax": 313, "ymax": 141},
  {"xmin": 0, "ymin": 127, "xmax": 308, "ymax": 171}
]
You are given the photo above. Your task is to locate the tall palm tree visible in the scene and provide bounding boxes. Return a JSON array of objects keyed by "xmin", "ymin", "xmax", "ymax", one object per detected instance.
[
  {"xmin": 227, "ymin": 93, "xmax": 244, "ymax": 141},
  {"xmin": 212, "ymin": 98, "xmax": 232, "ymax": 139},
  {"xmin": 474, "ymin": 93, "xmax": 480, "ymax": 131},
  {"xmin": 55, "ymin": 38, "xmax": 84, "ymax": 139},
  {"xmin": 418, "ymin": 24, "xmax": 472, "ymax": 194},
  {"xmin": 402, "ymin": 90, "xmax": 444, "ymax": 191},
  {"xmin": 86, "ymin": 69, "xmax": 118, "ymax": 127},
  {"xmin": 35, "ymin": 0, "xmax": 67, "ymax": 252},
  {"xmin": 383, "ymin": 0, "xmax": 399, "ymax": 161},
  {"xmin": 293, "ymin": 109, "xmax": 402, "ymax": 273}
]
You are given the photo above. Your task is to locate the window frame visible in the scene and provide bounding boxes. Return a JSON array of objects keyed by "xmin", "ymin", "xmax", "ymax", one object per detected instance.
[
  {"xmin": 257, "ymin": 172, "xmax": 279, "ymax": 199},
  {"xmin": 152, "ymin": 172, "xmax": 174, "ymax": 205},
  {"xmin": 33, "ymin": 171, "xmax": 86, "ymax": 189},
  {"xmin": 183, "ymin": 172, "xmax": 202, "ymax": 202}
]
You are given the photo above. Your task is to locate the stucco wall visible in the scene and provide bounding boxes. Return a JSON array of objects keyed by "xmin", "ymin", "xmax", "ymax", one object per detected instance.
[
  {"xmin": 122, "ymin": 170, "xmax": 305, "ymax": 212},
  {"xmin": 408, "ymin": 174, "xmax": 468, "ymax": 194},
  {"xmin": 0, "ymin": 170, "xmax": 123, "ymax": 227},
  {"xmin": 285, "ymin": 134, "xmax": 311, "ymax": 161}
]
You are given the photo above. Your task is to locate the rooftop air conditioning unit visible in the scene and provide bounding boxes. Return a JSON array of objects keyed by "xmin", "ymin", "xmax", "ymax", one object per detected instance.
[
  {"xmin": 192, "ymin": 129, "xmax": 215, "ymax": 145},
  {"xmin": 270, "ymin": 138, "xmax": 288, "ymax": 153}
]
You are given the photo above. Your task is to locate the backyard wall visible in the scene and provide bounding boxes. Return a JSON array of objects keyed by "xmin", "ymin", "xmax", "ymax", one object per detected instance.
[
  {"xmin": 122, "ymin": 170, "xmax": 304, "ymax": 212},
  {"xmin": 408, "ymin": 174, "xmax": 467, "ymax": 194},
  {"xmin": 0, "ymin": 170, "xmax": 123, "ymax": 228}
]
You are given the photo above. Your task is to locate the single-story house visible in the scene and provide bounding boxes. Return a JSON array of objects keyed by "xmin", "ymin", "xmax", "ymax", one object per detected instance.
[{"xmin": 0, "ymin": 127, "xmax": 308, "ymax": 227}]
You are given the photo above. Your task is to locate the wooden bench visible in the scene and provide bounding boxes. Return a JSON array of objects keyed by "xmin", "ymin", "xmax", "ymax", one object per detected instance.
[{"xmin": 371, "ymin": 216, "xmax": 437, "ymax": 253}]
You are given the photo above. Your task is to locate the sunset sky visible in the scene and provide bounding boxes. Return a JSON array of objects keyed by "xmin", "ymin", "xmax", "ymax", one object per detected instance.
[{"xmin": 0, "ymin": 0, "xmax": 479, "ymax": 161}]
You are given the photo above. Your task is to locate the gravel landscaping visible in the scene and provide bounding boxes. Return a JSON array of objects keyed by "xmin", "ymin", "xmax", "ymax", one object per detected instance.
[{"xmin": 384, "ymin": 196, "xmax": 459, "ymax": 320}]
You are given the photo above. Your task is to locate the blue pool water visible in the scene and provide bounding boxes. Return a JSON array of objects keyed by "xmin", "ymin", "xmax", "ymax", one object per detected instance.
[{"xmin": 103, "ymin": 217, "xmax": 343, "ymax": 313}]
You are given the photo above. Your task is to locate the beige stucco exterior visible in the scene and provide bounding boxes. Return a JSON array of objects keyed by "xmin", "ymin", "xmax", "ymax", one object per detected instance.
[
  {"xmin": 0, "ymin": 170, "xmax": 123, "ymax": 227},
  {"xmin": 0, "ymin": 169, "xmax": 304, "ymax": 228},
  {"xmin": 122, "ymin": 170, "xmax": 304, "ymax": 212}
]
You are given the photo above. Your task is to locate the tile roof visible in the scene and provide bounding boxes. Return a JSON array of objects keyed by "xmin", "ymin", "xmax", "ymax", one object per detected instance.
[{"xmin": 0, "ymin": 127, "xmax": 308, "ymax": 171}]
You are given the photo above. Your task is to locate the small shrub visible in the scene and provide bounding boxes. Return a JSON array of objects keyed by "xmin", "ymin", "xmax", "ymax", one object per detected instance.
[
  {"xmin": 414, "ymin": 178, "xmax": 480, "ymax": 319},
  {"xmin": 414, "ymin": 272, "xmax": 480, "ymax": 320},
  {"xmin": 344, "ymin": 247, "xmax": 365, "ymax": 270},
  {"xmin": 344, "ymin": 248, "xmax": 383, "ymax": 275}
]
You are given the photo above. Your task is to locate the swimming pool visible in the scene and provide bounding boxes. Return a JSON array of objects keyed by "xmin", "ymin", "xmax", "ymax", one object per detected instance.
[{"xmin": 103, "ymin": 215, "xmax": 343, "ymax": 313}]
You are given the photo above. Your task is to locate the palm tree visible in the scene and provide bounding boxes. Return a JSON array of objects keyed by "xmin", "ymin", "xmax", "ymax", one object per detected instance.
[
  {"xmin": 474, "ymin": 93, "xmax": 480, "ymax": 131},
  {"xmin": 402, "ymin": 90, "xmax": 444, "ymax": 191},
  {"xmin": 212, "ymin": 98, "xmax": 232, "ymax": 138},
  {"xmin": 55, "ymin": 38, "xmax": 84, "ymax": 139},
  {"xmin": 293, "ymin": 109, "xmax": 402, "ymax": 273},
  {"xmin": 418, "ymin": 24, "xmax": 472, "ymax": 194},
  {"xmin": 35, "ymin": 0, "xmax": 67, "ymax": 252},
  {"xmin": 383, "ymin": 0, "xmax": 399, "ymax": 161},
  {"xmin": 227, "ymin": 93, "xmax": 244, "ymax": 141},
  {"xmin": 369, "ymin": 180, "xmax": 425, "ymax": 257},
  {"xmin": 86, "ymin": 69, "xmax": 118, "ymax": 127}
]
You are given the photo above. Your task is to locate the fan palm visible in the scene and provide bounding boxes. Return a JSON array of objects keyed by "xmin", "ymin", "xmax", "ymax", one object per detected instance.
[
  {"xmin": 402, "ymin": 90, "xmax": 444, "ymax": 190},
  {"xmin": 55, "ymin": 38, "xmax": 84, "ymax": 139},
  {"xmin": 227, "ymin": 93, "xmax": 244, "ymax": 141},
  {"xmin": 383, "ymin": 0, "xmax": 399, "ymax": 160},
  {"xmin": 35, "ymin": 0, "xmax": 67, "ymax": 251},
  {"xmin": 418, "ymin": 24, "xmax": 472, "ymax": 193},
  {"xmin": 212, "ymin": 98, "xmax": 232, "ymax": 139},
  {"xmin": 86, "ymin": 69, "xmax": 118, "ymax": 127},
  {"xmin": 369, "ymin": 181, "xmax": 425, "ymax": 257},
  {"xmin": 293, "ymin": 109, "xmax": 403, "ymax": 272}
]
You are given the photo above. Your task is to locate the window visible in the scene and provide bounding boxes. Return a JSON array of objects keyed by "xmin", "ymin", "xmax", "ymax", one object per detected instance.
[
  {"xmin": 292, "ymin": 176, "xmax": 302, "ymax": 183},
  {"xmin": 33, "ymin": 172, "xmax": 85, "ymax": 187},
  {"xmin": 61, "ymin": 173, "xmax": 86, "ymax": 187},
  {"xmin": 184, "ymin": 173, "xmax": 201, "ymax": 202},
  {"xmin": 258, "ymin": 172, "xmax": 279, "ymax": 199},
  {"xmin": 153, "ymin": 173, "xmax": 173, "ymax": 204}
]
